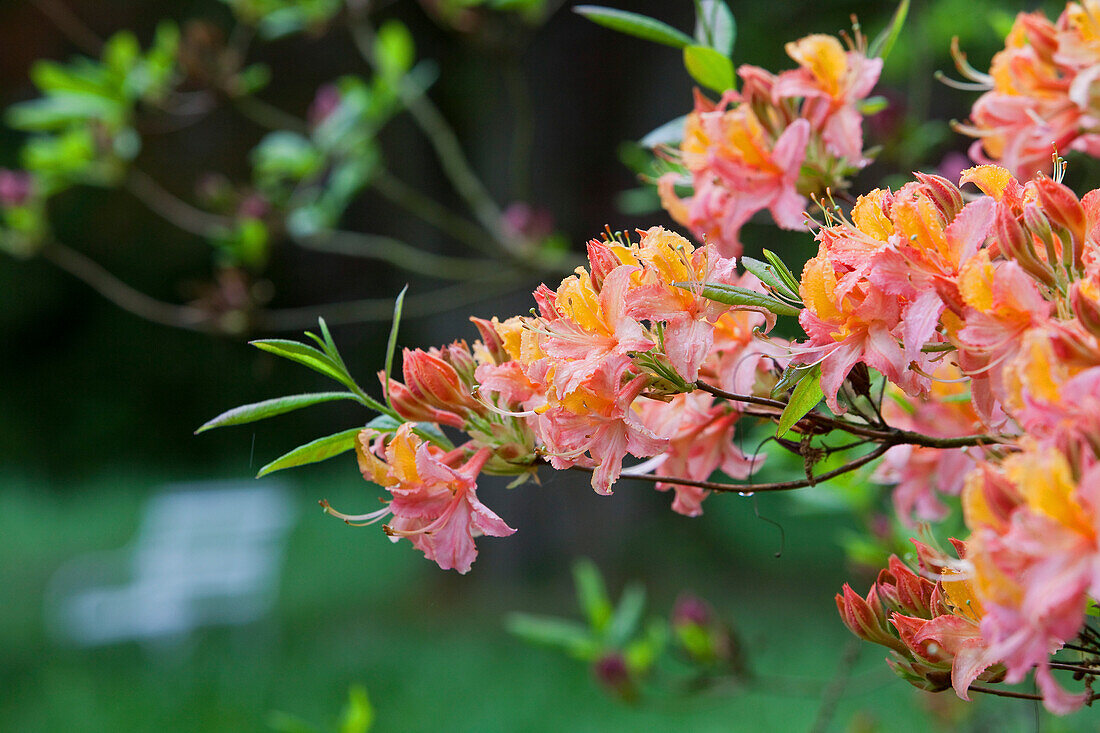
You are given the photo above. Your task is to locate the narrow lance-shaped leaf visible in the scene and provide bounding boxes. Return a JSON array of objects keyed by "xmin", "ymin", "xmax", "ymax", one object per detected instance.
[
  {"xmin": 505, "ymin": 613, "xmax": 600, "ymax": 659},
  {"xmin": 384, "ymin": 285, "xmax": 408, "ymax": 410},
  {"xmin": 573, "ymin": 5, "xmax": 695, "ymax": 48},
  {"xmin": 196, "ymin": 392, "xmax": 357, "ymax": 433},
  {"xmin": 693, "ymin": 0, "xmax": 736, "ymax": 57},
  {"xmin": 676, "ymin": 281, "xmax": 802, "ymax": 317},
  {"xmin": 740, "ymin": 256, "xmax": 802, "ymax": 302},
  {"xmin": 683, "ymin": 45, "xmax": 735, "ymax": 93},
  {"xmin": 573, "ymin": 558, "xmax": 613, "ymax": 633},
  {"xmin": 606, "ymin": 583, "xmax": 647, "ymax": 648},
  {"xmin": 868, "ymin": 0, "xmax": 910, "ymax": 61},
  {"xmin": 777, "ymin": 364, "xmax": 824, "ymax": 438},
  {"xmin": 762, "ymin": 248, "xmax": 802, "ymax": 296},
  {"xmin": 252, "ymin": 339, "xmax": 355, "ymax": 389},
  {"xmin": 256, "ymin": 427, "xmax": 362, "ymax": 477}
]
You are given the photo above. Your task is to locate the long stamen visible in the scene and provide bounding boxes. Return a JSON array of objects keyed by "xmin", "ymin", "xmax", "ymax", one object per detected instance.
[{"xmin": 319, "ymin": 499, "xmax": 391, "ymax": 527}]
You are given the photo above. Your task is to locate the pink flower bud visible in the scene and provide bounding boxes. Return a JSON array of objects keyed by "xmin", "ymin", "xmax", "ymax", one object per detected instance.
[
  {"xmin": 586, "ymin": 239, "xmax": 621, "ymax": 292},
  {"xmin": 469, "ymin": 317, "xmax": 510, "ymax": 364},
  {"xmin": 836, "ymin": 584, "xmax": 906, "ymax": 653},
  {"xmin": 1034, "ymin": 176, "xmax": 1086, "ymax": 268},
  {"xmin": 0, "ymin": 170, "xmax": 32, "ymax": 207},
  {"xmin": 914, "ymin": 172, "xmax": 964, "ymax": 221},
  {"xmin": 384, "ymin": 374, "xmax": 466, "ymax": 428},
  {"xmin": 1071, "ymin": 283, "xmax": 1100, "ymax": 339},
  {"xmin": 402, "ymin": 348, "xmax": 481, "ymax": 414},
  {"xmin": 308, "ymin": 83, "xmax": 341, "ymax": 128},
  {"xmin": 592, "ymin": 653, "xmax": 636, "ymax": 701},
  {"xmin": 440, "ymin": 341, "xmax": 478, "ymax": 387}
]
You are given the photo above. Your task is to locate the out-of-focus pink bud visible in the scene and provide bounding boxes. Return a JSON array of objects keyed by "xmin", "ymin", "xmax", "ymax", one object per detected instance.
[
  {"xmin": 672, "ymin": 594, "xmax": 713, "ymax": 628},
  {"xmin": 671, "ymin": 593, "xmax": 736, "ymax": 668},
  {"xmin": 237, "ymin": 194, "xmax": 270, "ymax": 220},
  {"xmin": 1035, "ymin": 176, "xmax": 1086, "ymax": 267},
  {"xmin": 501, "ymin": 202, "xmax": 554, "ymax": 241},
  {"xmin": 914, "ymin": 172, "xmax": 964, "ymax": 221},
  {"xmin": 586, "ymin": 239, "xmax": 621, "ymax": 292},
  {"xmin": 470, "ymin": 317, "xmax": 510, "ymax": 364},
  {"xmin": 0, "ymin": 169, "xmax": 32, "ymax": 207},
  {"xmin": 1071, "ymin": 283, "xmax": 1100, "ymax": 339},
  {"xmin": 308, "ymin": 83, "xmax": 341, "ymax": 128},
  {"xmin": 592, "ymin": 653, "xmax": 636, "ymax": 701}
]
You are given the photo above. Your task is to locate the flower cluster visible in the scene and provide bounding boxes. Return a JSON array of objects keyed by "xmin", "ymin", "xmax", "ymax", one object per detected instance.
[
  {"xmin": 321, "ymin": 227, "xmax": 785, "ymax": 571},
  {"xmin": 814, "ymin": 162, "xmax": 1100, "ymax": 710},
  {"xmin": 956, "ymin": 3, "xmax": 1100, "ymax": 179},
  {"xmin": 659, "ymin": 32, "xmax": 882, "ymax": 258}
]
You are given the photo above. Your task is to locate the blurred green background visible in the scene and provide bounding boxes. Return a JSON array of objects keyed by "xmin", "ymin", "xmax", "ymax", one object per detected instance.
[{"xmin": 1, "ymin": 0, "xmax": 1092, "ymax": 731}]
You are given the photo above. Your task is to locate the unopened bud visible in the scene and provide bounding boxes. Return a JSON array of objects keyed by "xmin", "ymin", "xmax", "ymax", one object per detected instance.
[
  {"xmin": 996, "ymin": 206, "xmax": 1055, "ymax": 286},
  {"xmin": 1035, "ymin": 176, "xmax": 1086, "ymax": 268},
  {"xmin": 470, "ymin": 317, "xmax": 510, "ymax": 364},
  {"xmin": 1022, "ymin": 202, "xmax": 1060, "ymax": 269},
  {"xmin": 402, "ymin": 348, "xmax": 482, "ymax": 414},
  {"xmin": 586, "ymin": 238, "xmax": 621, "ymax": 292},
  {"xmin": 592, "ymin": 653, "xmax": 636, "ymax": 701},
  {"xmin": 1071, "ymin": 282, "xmax": 1100, "ymax": 339},
  {"xmin": 836, "ymin": 584, "xmax": 906, "ymax": 653},
  {"xmin": 440, "ymin": 341, "xmax": 478, "ymax": 387},
  {"xmin": 383, "ymin": 373, "xmax": 467, "ymax": 428},
  {"xmin": 0, "ymin": 170, "xmax": 32, "ymax": 208},
  {"xmin": 913, "ymin": 172, "xmax": 963, "ymax": 221}
]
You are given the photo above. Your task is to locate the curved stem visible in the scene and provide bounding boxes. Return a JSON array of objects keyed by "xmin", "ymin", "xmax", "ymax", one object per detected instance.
[
  {"xmin": 31, "ymin": 0, "xmax": 102, "ymax": 54},
  {"xmin": 370, "ymin": 170, "xmax": 497, "ymax": 255},
  {"xmin": 126, "ymin": 169, "xmax": 232, "ymax": 237},
  {"xmin": 695, "ymin": 380, "xmax": 1009, "ymax": 450},
  {"xmin": 569, "ymin": 443, "xmax": 891, "ymax": 494},
  {"xmin": 253, "ymin": 275, "xmax": 524, "ymax": 331},
  {"xmin": 293, "ymin": 229, "xmax": 500, "ymax": 280},
  {"xmin": 232, "ymin": 94, "xmax": 310, "ymax": 135},
  {"xmin": 41, "ymin": 241, "xmax": 214, "ymax": 331}
]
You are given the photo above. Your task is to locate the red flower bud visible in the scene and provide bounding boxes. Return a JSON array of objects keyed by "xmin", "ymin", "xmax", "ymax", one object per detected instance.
[
  {"xmin": 402, "ymin": 348, "xmax": 482, "ymax": 414},
  {"xmin": 996, "ymin": 205, "xmax": 1055, "ymax": 286},
  {"xmin": 1071, "ymin": 283, "xmax": 1100, "ymax": 339},
  {"xmin": 836, "ymin": 584, "xmax": 906, "ymax": 653},
  {"xmin": 384, "ymin": 375, "xmax": 467, "ymax": 428},
  {"xmin": 586, "ymin": 238, "xmax": 621, "ymax": 292}
]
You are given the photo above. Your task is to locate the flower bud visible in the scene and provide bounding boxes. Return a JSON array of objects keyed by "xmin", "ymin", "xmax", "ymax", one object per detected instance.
[
  {"xmin": 1034, "ymin": 176, "xmax": 1086, "ymax": 268},
  {"xmin": 383, "ymin": 374, "xmax": 467, "ymax": 428},
  {"xmin": 0, "ymin": 170, "xmax": 32, "ymax": 208},
  {"xmin": 836, "ymin": 584, "xmax": 907, "ymax": 653},
  {"xmin": 439, "ymin": 341, "xmax": 478, "ymax": 387},
  {"xmin": 402, "ymin": 348, "xmax": 482, "ymax": 415},
  {"xmin": 586, "ymin": 238, "xmax": 621, "ymax": 292},
  {"xmin": 671, "ymin": 594, "xmax": 735, "ymax": 667},
  {"xmin": 913, "ymin": 172, "xmax": 963, "ymax": 221},
  {"xmin": 996, "ymin": 205, "xmax": 1055, "ymax": 286},
  {"xmin": 592, "ymin": 653, "xmax": 636, "ymax": 701},
  {"xmin": 469, "ymin": 317, "xmax": 510, "ymax": 364},
  {"xmin": 1071, "ymin": 282, "xmax": 1100, "ymax": 339}
]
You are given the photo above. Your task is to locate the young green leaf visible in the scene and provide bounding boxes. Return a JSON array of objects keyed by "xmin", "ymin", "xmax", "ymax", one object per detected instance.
[
  {"xmin": 676, "ymin": 282, "xmax": 802, "ymax": 317},
  {"xmin": 573, "ymin": 558, "xmax": 613, "ymax": 633},
  {"xmin": 256, "ymin": 427, "xmax": 362, "ymax": 477},
  {"xmin": 683, "ymin": 45, "xmax": 735, "ymax": 93},
  {"xmin": 505, "ymin": 613, "xmax": 600, "ymax": 659},
  {"xmin": 606, "ymin": 582, "xmax": 646, "ymax": 648},
  {"xmin": 776, "ymin": 364, "xmax": 824, "ymax": 438},
  {"xmin": 196, "ymin": 392, "xmax": 356, "ymax": 434},
  {"xmin": 693, "ymin": 0, "xmax": 736, "ymax": 57},
  {"xmin": 384, "ymin": 285, "xmax": 408, "ymax": 410},
  {"xmin": 251, "ymin": 339, "xmax": 357, "ymax": 390},
  {"xmin": 868, "ymin": 0, "xmax": 910, "ymax": 61},
  {"xmin": 339, "ymin": 685, "xmax": 374, "ymax": 733},
  {"xmin": 574, "ymin": 6, "xmax": 694, "ymax": 48},
  {"xmin": 740, "ymin": 256, "xmax": 801, "ymax": 302},
  {"xmin": 761, "ymin": 249, "xmax": 802, "ymax": 295}
]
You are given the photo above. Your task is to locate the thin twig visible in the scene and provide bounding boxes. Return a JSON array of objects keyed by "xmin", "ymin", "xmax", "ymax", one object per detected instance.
[
  {"xmin": 569, "ymin": 443, "xmax": 891, "ymax": 494},
  {"xmin": 695, "ymin": 380, "xmax": 1010, "ymax": 450},
  {"xmin": 31, "ymin": 0, "xmax": 103, "ymax": 54},
  {"xmin": 126, "ymin": 169, "xmax": 233, "ymax": 237},
  {"xmin": 294, "ymin": 230, "xmax": 501, "ymax": 280},
  {"xmin": 370, "ymin": 170, "xmax": 498, "ymax": 255},
  {"xmin": 232, "ymin": 95, "xmax": 310, "ymax": 135},
  {"xmin": 809, "ymin": 638, "xmax": 861, "ymax": 733},
  {"xmin": 41, "ymin": 241, "xmax": 215, "ymax": 331}
]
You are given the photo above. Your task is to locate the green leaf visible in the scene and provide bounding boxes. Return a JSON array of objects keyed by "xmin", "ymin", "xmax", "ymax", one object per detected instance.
[
  {"xmin": 683, "ymin": 45, "xmax": 735, "ymax": 93},
  {"xmin": 762, "ymin": 249, "xmax": 803, "ymax": 296},
  {"xmin": 374, "ymin": 19, "xmax": 415, "ymax": 79},
  {"xmin": 868, "ymin": 0, "xmax": 909, "ymax": 61},
  {"xmin": 776, "ymin": 364, "xmax": 824, "ymax": 438},
  {"xmin": 505, "ymin": 613, "xmax": 599, "ymax": 659},
  {"xmin": 573, "ymin": 558, "xmax": 613, "ymax": 633},
  {"xmin": 857, "ymin": 95, "xmax": 888, "ymax": 115},
  {"xmin": 384, "ymin": 285, "xmax": 408, "ymax": 410},
  {"xmin": 740, "ymin": 257, "xmax": 801, "ymax": 302},
  {"xmin": 574, "ymin": 6, "xmax": 694, "ymax": 48},
  {"xmin": 256, "ymin": 427, "xmax": 362, "ymax": 477},
  {"xmin": 693, "ymin": 0, "xmax": 736, "ymax": 57},
  {"xmin": 677, "ymin": 282, "xmax": 802, "ymax": 317},
  {"xmin": 339, "ymin": 685, "xmax": 374, "ymax": 733},
  {"xmin": 251, "ymin": 339, "xmax": 356, "ymax": 390},
  {"xmin": 771, "ymin": 362, "xmax": 814, "ymax": 398},
  {"xmin": 196, "ymin": 392, "xmax": 356, "ymax": 433},
  {"xmin": 606, "ymin": 583, "xmax": 646, "ymax": 648},
  {"xmin": 639, "ymin": 114, "xmax": 687, "ymax": 148}
]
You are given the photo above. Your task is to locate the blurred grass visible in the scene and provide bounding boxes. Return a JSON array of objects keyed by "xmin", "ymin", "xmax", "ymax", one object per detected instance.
[{"xmin": 1, "ymin": 461, "xmax": 1093, "ymax": 732}]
